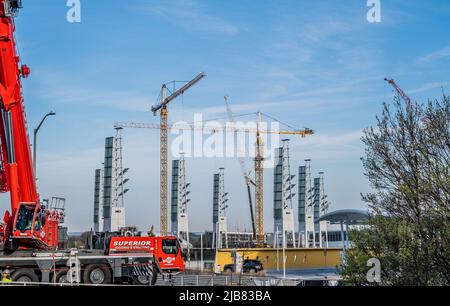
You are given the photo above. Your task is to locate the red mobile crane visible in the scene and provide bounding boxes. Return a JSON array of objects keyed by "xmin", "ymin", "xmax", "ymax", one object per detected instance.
[
  {"xmin": 0, "ymin": 0, "xmax": 61, "ymax": 251},
  {"xmin": 0, "ymin": 1, "xmax": 183, "ymax": 284}
]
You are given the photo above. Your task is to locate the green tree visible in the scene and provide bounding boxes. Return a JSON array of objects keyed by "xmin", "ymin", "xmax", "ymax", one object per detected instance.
[{"xmin": 340, "ymin": 94, "xmax": 450, "ymax": 285}]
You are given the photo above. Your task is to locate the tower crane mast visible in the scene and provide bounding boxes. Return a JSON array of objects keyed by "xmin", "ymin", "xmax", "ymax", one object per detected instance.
[
  {"xmin": 254, "ymin": 112, "xmax": 264, "ymax": 245},
  {"xmin": 150, "ymin": 72, "xmax": 206, "ymax": 235}
]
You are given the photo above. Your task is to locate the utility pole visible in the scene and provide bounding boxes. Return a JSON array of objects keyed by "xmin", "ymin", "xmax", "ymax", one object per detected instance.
[
  {"xmin": 282, "ymin": 229, "xmax": 286, "ymax": 279},
  {"xmin": 200, "ymin": 232, "xmax": 204, "ymax": 272}
]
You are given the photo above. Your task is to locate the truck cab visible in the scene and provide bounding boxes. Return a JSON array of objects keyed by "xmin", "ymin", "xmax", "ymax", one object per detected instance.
[{"xmin": 153, "ymin": 236, "xmax": 185, "ymax": 273}]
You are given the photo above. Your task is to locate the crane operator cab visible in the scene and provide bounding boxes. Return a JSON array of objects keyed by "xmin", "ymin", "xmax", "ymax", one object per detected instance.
[
  {"xmin": 10, "ymin": 203, "xmax": 59, "ymax": 250},
  {"xmin": 15, "ymin": 204, "xmax": 35, "ymax": 232}
]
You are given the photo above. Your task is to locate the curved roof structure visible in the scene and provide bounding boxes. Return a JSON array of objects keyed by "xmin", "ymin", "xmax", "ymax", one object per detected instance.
[{"xmin": 315, "ymin": 209, "xmax": 371, "ymax": 225}]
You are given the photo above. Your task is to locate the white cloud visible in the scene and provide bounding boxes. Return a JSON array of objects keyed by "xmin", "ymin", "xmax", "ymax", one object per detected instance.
[
  {"xmin": 291, "ymin": 130, "xmax": 364, "ymax": 160},
  {"xmin": 140, "ymin": 0, "xmax": 240, "ymax": 35},
  {"xmin": 406, "ymin": 82, "xmax": 448, "ymax": 95},
  {"xmin": 418, "ymin": 45, "xmax": 450, "ymax": 63},
  {"xmin": 34, "ymin": 69, "xmax": 152, "ymax": 112}
]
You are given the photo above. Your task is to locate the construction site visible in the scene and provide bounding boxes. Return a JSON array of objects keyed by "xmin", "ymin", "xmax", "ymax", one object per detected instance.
[
  {"xmin": 82, "ymin": 71, "xmax": 355, "ymax": 284},
  {"xmin": 0, "ymin": 0, "xmax": 448, "ymax": 289}
]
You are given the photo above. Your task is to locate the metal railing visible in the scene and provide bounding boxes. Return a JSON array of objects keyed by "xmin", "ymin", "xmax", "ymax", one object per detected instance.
[
  {"xmin": 0, "ymin": 272, "xmax": 340, "ymax": 287},
  {"xmin": 155, "ymin": 272, "xmax": 304, "ymax": 286}
]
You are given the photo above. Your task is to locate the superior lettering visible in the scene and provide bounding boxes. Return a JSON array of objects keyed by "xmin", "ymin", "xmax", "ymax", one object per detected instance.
[{"xmin": 113, "ymin": 240, "xmax": 151, "ymax": 247}]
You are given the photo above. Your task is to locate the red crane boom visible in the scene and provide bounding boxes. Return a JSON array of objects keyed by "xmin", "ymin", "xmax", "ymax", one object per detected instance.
[
  {"xmin": 384, "ymin": 78, "xmax": 415, "ymax": 105},
  {"xmin": 0, "ymin": 0, "xmax": 60, "ymax": 251}
]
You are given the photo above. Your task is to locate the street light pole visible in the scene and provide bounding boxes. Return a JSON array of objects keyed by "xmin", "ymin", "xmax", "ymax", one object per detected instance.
[
  {"xmin": 33, "ymin": 111, "xmax": 56, "ymax": 177},
  {"xmin": 200, "ymin": 232, "xmax": 203, "ymax": 272},
  {"xmin": 283, "ymin": 229, "xmax": 286, "ymax": 279}
]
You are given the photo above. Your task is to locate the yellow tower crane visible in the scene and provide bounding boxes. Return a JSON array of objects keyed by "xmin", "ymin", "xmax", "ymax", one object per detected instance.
[
  {"xmin": 222, "ymin": 97, "xmax": 313, "ymax": 246},
  {"xmin": 149, "ymin": 72, "xmax": 206, "ymax": 235},
  {"xmin": 254, "ymin": 111, "xmax": 265, "ymax": 245}
]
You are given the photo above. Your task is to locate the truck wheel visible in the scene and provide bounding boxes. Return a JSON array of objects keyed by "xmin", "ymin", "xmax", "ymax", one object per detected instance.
[
  {"xmin": 225, "ymin": 267, "xmax": 233, "ymax": 274},
  {"xmin": 11, "ymin": 268, "xmax": 39, "ymax": 283},
  {"xmin": 54, "ymin": 268, "xmax": 70, "ymax": 283},
  {"xmin": 132, "ymin": 274, "xmax": 157, "ymax": 286},
  {"xmin": 83, "ymin": 264, "xmax": 112, "ymax": 285},
  {"xmin": 249, "ymin": 268, "xmax": 257, "ymax": 274},
  {"xmin": 132, "ymin": 264, "xmax": 157, "ymax": 286}
]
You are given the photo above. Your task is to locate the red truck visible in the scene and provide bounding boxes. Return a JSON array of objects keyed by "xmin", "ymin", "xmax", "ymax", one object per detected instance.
[{"xmin": 0, "ymin": 235, "xmax": 185, "ymax": 285}]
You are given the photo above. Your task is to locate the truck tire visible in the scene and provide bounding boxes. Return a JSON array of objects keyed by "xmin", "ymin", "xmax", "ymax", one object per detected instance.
[
  {"xmin": 225, "ymin": 267, "xmax": 233, "ymax": 274},
  {"xmin": 132, "ymin": 264, "xmax": 157, "ymax": 286},
  {"xmin": 132, "ymin": 274, "xmax": 157, "ymax": 286},
  {"xmin": 11, "ymin": 268, "xmax": 39, "ymax": 283},
  {"xmin": 83, "ymin": 264, "xmax": 112, "ymax": 285},
  {"xmin": 54, "ymin": 268, "xmax": 70, "ymax": 284}
]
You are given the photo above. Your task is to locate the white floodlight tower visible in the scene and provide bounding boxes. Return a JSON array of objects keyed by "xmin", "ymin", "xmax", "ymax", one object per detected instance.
[
  {"xmin": 217, "ymin": 168, "xmax": 228, "ymax": 249},
  {"xmin": 283, "ymin": 140, "xmax": 296, "ymax": 248},
  {"xmin": 111, "ymin": 127, "xmax": 128, "ymax": 231},
  {"xmin": 304, "ymin": 159, "xmax": 316, "ymax": 248},
  {"xmin": 177, "ymin": 153, "xmax": 190, "ymax": 243},
  {"xmin": 318, "ymin": 172, "xmax": 329, "ymax": 247},
  {"xmin": 275, "ymin": 139, "xmax": 296, "ymax": 248}
]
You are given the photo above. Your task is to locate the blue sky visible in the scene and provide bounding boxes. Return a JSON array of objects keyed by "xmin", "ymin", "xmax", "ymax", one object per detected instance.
[{"xmin": 2, "ymin": 0, "xmax": 449, "ymax": 232}]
